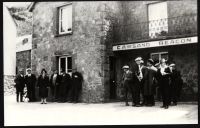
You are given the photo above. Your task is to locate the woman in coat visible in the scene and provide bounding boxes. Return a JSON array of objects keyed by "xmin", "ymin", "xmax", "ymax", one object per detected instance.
[{"xmin": 37, "ymin": 69, "xmax": 50, "ymax": 104}]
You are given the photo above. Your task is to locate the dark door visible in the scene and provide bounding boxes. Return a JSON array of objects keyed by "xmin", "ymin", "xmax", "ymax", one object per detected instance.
[{"xmin": 109, "ymin": 56, "xmax": 117, "ymax": 100}]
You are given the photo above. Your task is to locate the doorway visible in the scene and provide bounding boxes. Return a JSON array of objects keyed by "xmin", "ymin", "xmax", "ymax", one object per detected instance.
[{"xmin": 109, "ymin": 56, "xmax": 117, "ymax": 100}]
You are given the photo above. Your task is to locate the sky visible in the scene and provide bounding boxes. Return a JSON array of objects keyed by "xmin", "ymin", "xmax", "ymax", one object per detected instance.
[{"xmin": 3, "ymin": 2, "xmax": 31, "ymax": 8}]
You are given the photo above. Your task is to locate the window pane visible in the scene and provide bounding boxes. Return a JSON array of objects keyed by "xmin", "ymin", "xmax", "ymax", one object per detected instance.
[
  {"xmin": 59, "ymin": 4, "xmax": 72, "ymax": 34},
  {"xmin": 67, "ymin": 57, "xmax": 72, "ymax": 72},
  {"xmin": 151, "ymin": 54, "xmax": 159, "ymax": 64},
  {"xmin": 148, "ymin": 2, "xmax": 168, "ymax": 38},
  {"xmin": 60, "ymin": 58, "xmax": 66, "ymax": 72}
]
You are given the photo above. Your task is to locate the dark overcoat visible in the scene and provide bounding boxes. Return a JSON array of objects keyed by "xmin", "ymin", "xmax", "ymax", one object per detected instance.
[
  {"xmin": 143, "ymin": 67, "xmax": 157, "ymax": 95},
  {"xmin": 25, "ymin": 74, "xmax": 36, "ymax": 89},
  {"xmin": 37, "ymin": 75, "xmax": 50, "ymax": 98},
  {"xmin": 14, "ymin": 74, "xmax": 25, "ymax": 91},
  {"xmin": 50, "ymin": 73, "xmax": 61, "ymax": 87},
  {"xmin": 71, "ymin": 72, "xmax": 83, "ymax": 91}
]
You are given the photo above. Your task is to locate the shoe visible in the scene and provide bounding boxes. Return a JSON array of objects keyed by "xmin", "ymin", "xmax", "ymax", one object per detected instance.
[
  {"xmin": 132, "ymin": 104, "xmax": 136, "ymax": 107},
  {"xmin": 164, "ymin": 106, "xmax": 169, "ymax": 109},
  {"xmin": 41, "ymin": 102, "xmax": 44, "ymax": 104},
  {"xmin": 160, "ymin": 105, "xmax": 165, "ymax": 108},
  {"xmin": 136, "ymin": 104, "xmax": 141, "ymax": 107},
  {"xmin": 125, "ymin": 103, "xmax": 129, "ymax": 106},
  {"xmin": 171, "ymin": 103, "xmax": 177, "ymax": 106},
  {"xmin": 147, "ymin": 104, "xmax": 153, "ymax": 107},
  {"xmin": 44, "ymin": 102, "xmax": 47, "ymax": 104}
]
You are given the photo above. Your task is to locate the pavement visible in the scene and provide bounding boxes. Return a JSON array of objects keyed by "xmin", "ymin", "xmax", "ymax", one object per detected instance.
[{"xmin": 4, "ymin": 95, "xmax": 198, "ymax": 126}]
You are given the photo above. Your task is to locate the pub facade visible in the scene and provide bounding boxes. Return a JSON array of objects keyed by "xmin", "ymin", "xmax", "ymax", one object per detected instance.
[
  {"xmin": 110, "ymin": 0, "xmax": 198, "ymax": 101},
  {"xmin": 29, "ymin": 0, "xmax": 197, "ymax": 103}
]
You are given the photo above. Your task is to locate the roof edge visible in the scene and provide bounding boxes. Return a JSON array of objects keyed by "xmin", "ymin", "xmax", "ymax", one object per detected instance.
[{"xmin": 27, "ymin": 2, "xmax": 36, "ymax": 12}]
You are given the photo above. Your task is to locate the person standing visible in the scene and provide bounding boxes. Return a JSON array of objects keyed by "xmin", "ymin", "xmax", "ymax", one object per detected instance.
[
  {"xmin": 143, "ymin": 59, "xmax": 157, "ymax": 106},
  {"xmin": 37, "ymin": 69, "xmax": 50, "ymax": 104},
  {"xmin": 58, "ymin": 70, "xmax": 71, "ymax": 102},
  {"xmin": 121, "ymin": 65, "xmax": 134, "ymax": 106},
  {"xmin": 169, "ymin": 63, "xmax": 183, "ymax": 106},
  {"xmin": 49, "ymin": 70, "xmax": 61, "ymax": 102},
  {"xmin": 134, "ymin": 57, "xmax": 147, "ymax": 107},
  {"xmin": 71, "ymin": 71, "xmax": 83, "ymax": 103},
  {"xmin": 157, "ymin": 58, "xmax": 171, "ymax": 109},
  {"xmin": 14, "ymin": 69, "xmax": 25, "ymax": 102},
  {"xmin": 24, "ymin": 68, "xmax": 37, "ymax": 102}
]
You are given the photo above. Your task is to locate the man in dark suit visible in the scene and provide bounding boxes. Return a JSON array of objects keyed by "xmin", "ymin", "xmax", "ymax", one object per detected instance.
[
  {"xmin": 143, "ymin": 59, "xmax": 157, "ymax": 106},
  {"xmin": 71, "ymin": 70, "xmax": 83, "ymax": 103},
  {"xmin": 25, "ymin": 68, "xmax": 37, "ymax": 102},
  {"xmin": 169, "ymin": 63, "xmax": 183, "ymax": 106},
  {"xmin": 133, "ymin": 57, "xmax": 147, "ymax": 107},
  {"xmin": 49, "ymin": 70, "xmax": 61, "ymax": 102},
  {"xmin": 58, "ymin": 70, "xmax": 71, "ymax": 102},
  {"xmin": 14, "ymin": 69, "xmax": 25, "ymax": 102},
  {"xmin": 122, "ymin": 65, "xmax": 134, "ymax": 106}
]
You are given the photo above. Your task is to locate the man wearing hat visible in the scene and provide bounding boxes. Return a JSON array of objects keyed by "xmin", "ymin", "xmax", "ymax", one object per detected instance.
[
  {"xmin": 58, "ymin": 70, "xmax": 71, "ymax": 102},
  {"xmin": 25, "ymin": 68, "xmax": 37, "ymax": 102},
  {"xmin": 169, "ymin": 62, "xmax": 183, "ymax": 106},
  {"xmin": 14, "ymin": 68, "xmax": 25, "ymax": 102},
  {"xmin": 122, "ymin": 65, "xmax": 134, "ymax": 106},
  {"xmin": 133, "ymin": 57, "xmax": 147, "ymax": 107},
  {"xmin": 70, "ymin": 69, "xmax": 83, "ymax": 103},
  {"xmin": 143, "ymin": 59, "xmax": 157, "ymax": 106}
]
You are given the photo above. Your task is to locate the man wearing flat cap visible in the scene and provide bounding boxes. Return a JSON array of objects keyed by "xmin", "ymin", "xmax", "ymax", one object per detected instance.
[
  {"xmin": 169, "ymin": 62, "xmax": 183, "ymax": 106},
  {"xmin": 122, "ymin": 65, "xmax": 134, "ymax": 106},
  {"xmin": 25, "ymin": 68, "xmax": 37, "ymax": 102},
  {"xmin": 14, "ymin": 68, "xmax": 25, "ymax": 102}
]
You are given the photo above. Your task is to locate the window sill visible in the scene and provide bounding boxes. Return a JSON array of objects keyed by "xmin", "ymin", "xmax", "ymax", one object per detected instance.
[{"xmin": 54, "ymin": 32, "xmax": 73, "ymax": 37}]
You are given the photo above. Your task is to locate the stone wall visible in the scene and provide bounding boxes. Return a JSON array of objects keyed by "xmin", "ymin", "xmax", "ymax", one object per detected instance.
[
  {"xmin": 16, "ymin": 50, "xmax": 31, "ymax": 74},
  {"xmin": 31, "ymin": 2, "xmax": 119, "ymax": 103},
  {"xmin": 4, "ymin": 75, "xmax": 16, "ymax": 95}
]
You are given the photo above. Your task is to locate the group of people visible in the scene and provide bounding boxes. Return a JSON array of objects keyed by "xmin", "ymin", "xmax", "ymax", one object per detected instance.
[
  {"xmin": 121, "ymin": 57, "xmax": 183, "ymax": 109},
  {"xmin": 14, "ymin": 68, "xmax": 83, "ymax": 104}
]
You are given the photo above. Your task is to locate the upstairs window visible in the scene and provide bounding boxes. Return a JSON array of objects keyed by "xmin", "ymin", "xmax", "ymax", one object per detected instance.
[
  {"xmin": 148, "ymin": 2, "xmax": 168, "ymax": 38},
  {"xmin": 58, "ymin": 4, "xmax": 72, "ymax": 35}
]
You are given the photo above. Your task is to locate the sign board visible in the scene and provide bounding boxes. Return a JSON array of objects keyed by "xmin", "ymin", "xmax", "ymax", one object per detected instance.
[{"xmin": 112, "ymin": 36, "xmax": 198, "ymax": 51}]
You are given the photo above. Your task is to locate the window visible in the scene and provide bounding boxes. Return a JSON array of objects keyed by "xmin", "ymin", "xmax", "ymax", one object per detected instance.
[
  {"xmin": 58, "ymin": 56, "xmax": 72, "ymax": 75},
  {"xmin": 148, "ymin": 2, "xmax": 168, "ymax": 38},
  {"xmin": 58, "ymin": 4, "xmax": 72, "ymax": 34},
  {"xmin": 151, "ymin": 52, "xmax": 168, "ymax": 64}
]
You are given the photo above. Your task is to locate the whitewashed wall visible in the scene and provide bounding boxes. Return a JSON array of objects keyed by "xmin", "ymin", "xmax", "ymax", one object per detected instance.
[{"xmin": 3, "ymin": 4, "xmax": 17, "ymax": 76}]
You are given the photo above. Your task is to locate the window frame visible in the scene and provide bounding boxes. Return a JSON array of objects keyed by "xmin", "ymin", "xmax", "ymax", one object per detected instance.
[
  {"xmin": 150, "ymin": 51, "xmax": 168, "ymax": 63},
  {"xmin": 147, "ymin": 1, "xmax": 168, "ymax": 38},
  {"xmin": 58, "ymin": 3, "xmax": 73, "ymax": 35},
  {"xmin": 58, "ymin": 56, "xmax": 72, "ymax": 75}
]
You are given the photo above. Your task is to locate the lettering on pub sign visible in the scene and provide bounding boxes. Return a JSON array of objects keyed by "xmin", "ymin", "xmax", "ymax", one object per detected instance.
[{"xmin": 112, "ymin": 36, "xmax": 197, "ymax": 51}]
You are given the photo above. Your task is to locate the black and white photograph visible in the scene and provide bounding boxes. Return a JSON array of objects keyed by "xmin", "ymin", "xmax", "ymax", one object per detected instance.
[{"xmin": 2, "ymin": 0, "xmax": 198, "ymax": 126}]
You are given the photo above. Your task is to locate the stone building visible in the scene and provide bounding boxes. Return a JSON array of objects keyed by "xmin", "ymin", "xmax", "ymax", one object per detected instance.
[
  {"xmin": 16, "ymin": 35, "xmax": 32, "ymax": 75},
  {"xmin": 111, "ymin": 0, "xmax": 198, "ymax": 101},
  {"xmin": 29, "ymin": 0, "xmax": 197, "ymax": 103}
]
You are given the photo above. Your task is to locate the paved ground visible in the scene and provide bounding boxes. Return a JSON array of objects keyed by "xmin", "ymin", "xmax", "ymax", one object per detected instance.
[{"xmin": 4, "ymin": 95, "xmax": 198, "ymax": 126}]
